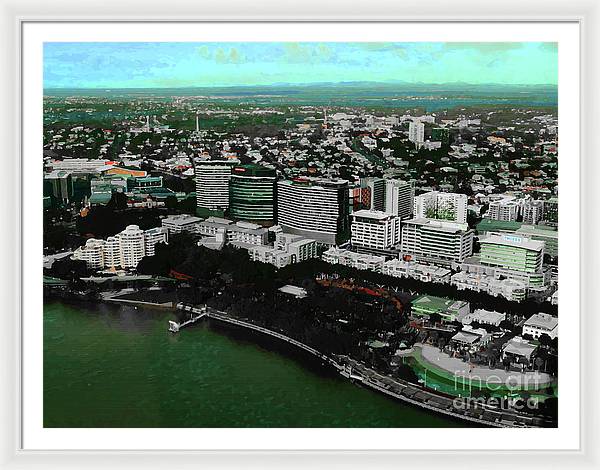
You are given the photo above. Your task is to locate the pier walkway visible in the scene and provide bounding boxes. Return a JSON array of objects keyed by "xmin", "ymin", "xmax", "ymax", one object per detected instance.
[{"xmin": 173, "ymin": 303, "xmax": 555, "ymax": 428}]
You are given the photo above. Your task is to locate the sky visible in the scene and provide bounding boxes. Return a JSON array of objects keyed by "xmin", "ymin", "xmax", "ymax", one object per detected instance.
[{"xmin": 43, "ymin": 42, "xmax": 558, "ymax": 89}]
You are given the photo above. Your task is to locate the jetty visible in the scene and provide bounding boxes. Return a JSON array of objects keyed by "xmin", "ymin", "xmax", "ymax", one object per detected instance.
[{"xmin": 169, "ymin": 304, "xmax": 208, "ymax": 332}]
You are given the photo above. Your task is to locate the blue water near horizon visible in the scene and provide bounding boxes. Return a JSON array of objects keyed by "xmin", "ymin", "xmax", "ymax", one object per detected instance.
[{"xmin": 43, "ymin": 83, "xmax": 557, "ymax": 111}]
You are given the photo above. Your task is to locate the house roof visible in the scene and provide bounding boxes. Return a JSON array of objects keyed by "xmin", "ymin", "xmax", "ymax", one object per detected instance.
[{"xmin": 502, "ymin": 337, "xmax": 537, "ymax": 358}]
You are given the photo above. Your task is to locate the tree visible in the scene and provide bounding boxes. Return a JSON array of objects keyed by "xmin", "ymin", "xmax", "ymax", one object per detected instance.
[
  {"xmin": 538, "ymin": 333, "xmax": 553, "ymax": 348},
  {"xmin": 106, "ymin": 191, "xmax": 128, "ymax": 211},
  {"xmin": 165, "ymin": 195, "xmax": 178, "ymax": 210}
]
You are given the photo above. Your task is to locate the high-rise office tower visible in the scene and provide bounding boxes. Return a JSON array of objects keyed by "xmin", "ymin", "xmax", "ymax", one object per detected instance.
[
  {"xmin": 385, "ymin": 179, "xmax": 414, "ymax": 219},
  {"xmin": 408, "ymin": 120, "xmax": 425, "ymax": 144},
  {"xmin": 276, "ymin": 178, "xmax": 350, "ymax": 245},
  {"xmin": 195, "ymin": 159, "xmax": 238, "ymax": 213},
  {"xmin": 229, "ymin": 164, "xmax": 277, "ymax": 224}
]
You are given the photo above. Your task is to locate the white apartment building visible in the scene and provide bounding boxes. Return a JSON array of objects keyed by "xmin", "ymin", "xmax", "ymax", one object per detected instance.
[
  {"xmin": 103, "ymin": 236, "xmax": 121, "ymax": 269},
  {"xmin": 117, "ymin": 225, "xmax": 146, "ymax": 268},
  {"xmin": 414, "ymin": 191, "xmax": 467, "ymax": 224},
  {"xmin": 197, "ymin": 217, "xmax": 269, "ymax": 246},
  {"xmin": 351, "ymin": 210, "xmax": 400, "ymax": 252},
  {"xmin": 246, "ymin": 233, "xmax": 318, "ymax": 268},
  {"xmin": 73, "ymin": 225, "xmax": 167, "ymax": 270},
  {"xmin": 522, "ymin": 200, "xmax": 544, "ymax": 225},
  {"xmin": 487, "ymin": 195, "xmax": 520, "ymax": 221},
  {"xmin": 408, "ymin": 120, "xmax": 425, "ymax": 144},
  {"xmin": 322, "ymin": 247, "xmax": 385, "ymax": 272},
  {"xmin": 276, "ymin": 178, "xmax": 349, "ymax": 245},
  {"xmin": 400, "ymin": 218, "xmax": 474, "ymax": 265},
  {"xmin": 384, "ymin": 180, "xmax": 413, "ymax": 219},
  {"xmin": 161, "ymin": 214, "xmax": 202, "ymax": 234},
  {"xmin": 195, "ymin": 159, "xmax": 238, "ymax": 211},
  {"xmin": 522, "ymin": 312, "xmax": 558, "ymax": 339},
  {"xmin": 73, "ymin": 239, "xmax": 105, "ymax": 269},
  {"xmin": 144, "ymin": 227, "xmax": 169, "ymax": 257}
]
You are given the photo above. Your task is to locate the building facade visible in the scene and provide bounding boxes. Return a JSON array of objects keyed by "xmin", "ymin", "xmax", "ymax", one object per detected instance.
[
  {"xmin": 385, "ymin": 179, "xmax": 414, "ymax": 219},
  {"xmin": 400, "ymin": 218, "xmax": 474, "ymax": 265},
  {"xmin": 479, "ymin": 233, "xmax": 544, "ymax": 274},
  {"xmin": 161, "ymin": 214, "xmax": 202, "ymax": 234},
  {"xmin": 195, "ymin": 159, "xmax": 237, "ymax": 213},
  {"xmin": 408, "ymin": 120, "xmax": 425, "ymax": 144},
  {"xmin": 322, "ymin": 247, "xmax": 386, "ymax": 272},
  {"xmin": 72, "ymin": 225, "xmax": 167, "ymax": 270},
  {"xmin": 522, "ymin": 313, "xmax": 558, "ymax": 339},
  {"xmin": 414, "ymin": 191, "xmax": 467, "ymax": 223},
  {"xmin": 229, "ymin": 164, "xmax": 276, "ymax": 223},
  {"xmin": 351, "ymin": 210, "xmax": 401, "ymax": 253},
  {"xmin": 276, "ymin": 178, "xmax": 350, "ymax": 245}
]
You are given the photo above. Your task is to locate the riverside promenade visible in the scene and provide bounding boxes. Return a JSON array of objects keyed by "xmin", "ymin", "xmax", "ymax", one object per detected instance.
[{"xmin": 175, "ymin": 303, "xmax": 556, "ymax": 428}]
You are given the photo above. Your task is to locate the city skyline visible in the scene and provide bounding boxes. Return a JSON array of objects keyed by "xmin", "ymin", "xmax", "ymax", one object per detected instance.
[{"xmin": 43, "ymin": 42, "xmax": 558, "ymax": 89}]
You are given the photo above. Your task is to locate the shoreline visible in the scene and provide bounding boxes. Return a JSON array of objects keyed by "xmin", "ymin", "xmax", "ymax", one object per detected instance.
[
  {"xmin": 177, "ymin": 304, "xmax": 555, "ymax": 428},
  {"xmin": 45, "ymin": 296, "xmax": 554, "ymax": 427}
]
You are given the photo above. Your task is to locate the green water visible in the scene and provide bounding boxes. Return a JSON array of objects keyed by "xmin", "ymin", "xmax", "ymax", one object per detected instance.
[{"xmin": 44, "ymin": 301, "xmax": 468, "ymax": 428}]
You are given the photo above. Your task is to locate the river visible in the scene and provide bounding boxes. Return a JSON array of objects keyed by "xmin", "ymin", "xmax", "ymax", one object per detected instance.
[{"xmin": 43, "ymin": 300, "xmax": 469, "ymax": 428}]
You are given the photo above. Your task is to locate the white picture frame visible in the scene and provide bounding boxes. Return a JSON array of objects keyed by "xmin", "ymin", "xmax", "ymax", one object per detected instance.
[{"xmin": 1, "ymin": 0, "xmax": 599, "ymax": 467}]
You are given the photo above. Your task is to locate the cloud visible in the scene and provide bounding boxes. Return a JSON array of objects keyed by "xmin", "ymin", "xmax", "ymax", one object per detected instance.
[
  {"xmin": 214, "ymin": 47, "xmax": 244, "ymax": 64},
  {"xmin": 280, "ymin": 43, "xmax": 338, "ymax": 64},
  {"xmin": 197, "ymin": 46, "xmax": 211, "ymax": 59}
]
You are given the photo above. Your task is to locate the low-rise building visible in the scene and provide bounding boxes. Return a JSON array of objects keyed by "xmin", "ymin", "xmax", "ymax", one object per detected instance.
[
  {"xmin": 502, "ymin": 336, "xmax": 538, "ymax": 365},
  {"xmin": 459, "ymin": 308, "xmax": 506, "ymax": 327},
  {"xmin": 245, "ymin": 233, "xmax": 319, "ymax": 268},
  {"xmin": 278, "ymin": 285, "xmax": 308, "ymax": 298},
  {"xmin": 382, "ymin": 259, "xmax": 451, "ymax": 283},
  {"xmin": 522, "ymin": 313, "xmax": 558, "ymax": 339},
  {"xmin": 410, "ymin": 295, "xmax": 470, "ymax": 322},
  {"xmin": 322, "ymin": 247, "xmax": 385, "ymax": 272},
  {"xmin": 161, "ymin": 214, "xmax": 202, "ymax": 234},
  {"xmin": 197, "ymin": 217, "xmax": 269, "ymax": 246},
  {"xmin": 450, "ymin": 271, "xmax": 528, "ymax": 302}
]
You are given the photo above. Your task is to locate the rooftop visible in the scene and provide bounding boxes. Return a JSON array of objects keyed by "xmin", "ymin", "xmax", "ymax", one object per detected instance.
[
  {"xmin": 476, "ymin": 218, "xmax": 523, "ymax": 233},
  {"xmin": 352, "ymin": 209, "xmax": 396, "ymax": 220},
  {"xmin": 412, "ymin": 294, "xmax": 468, "ymax": 311},
  {"xmin": 162, "ymin": 214, "xmax": 202, "ymax": 226},
  {"xmin": 404, "ymin": 218, "xmax": 470, "ymax": 233},
  {"xmin": 502, "ymin": 336, "xmax": 538, "ymax": 357},
  {"xmin": 524, "ymin": 312, "xmax": 558, "ymax": 331}
]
